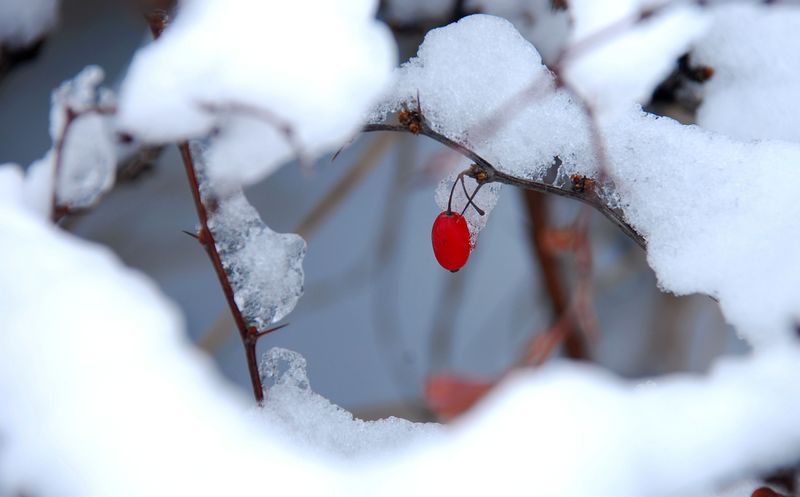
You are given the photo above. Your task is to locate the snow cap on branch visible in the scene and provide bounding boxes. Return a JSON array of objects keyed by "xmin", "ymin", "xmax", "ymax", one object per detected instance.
[
  {"xmin": 373, "ymin": 10, "xmax": 800, "ymax": 345},
  {"xmin": 117, "ymin": 0, "xmax": 397, "ymax": 191}
]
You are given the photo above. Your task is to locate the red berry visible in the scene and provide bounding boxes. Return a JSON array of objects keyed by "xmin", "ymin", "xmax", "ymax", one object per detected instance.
[{"xmin": 432, "ymin": 211, "xmax": 471, "ymax": 272}]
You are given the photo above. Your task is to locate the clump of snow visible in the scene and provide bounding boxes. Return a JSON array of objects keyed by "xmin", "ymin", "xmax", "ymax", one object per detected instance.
[
  {"xmin": 49, "ymin": 65, "xmax": 111, "ymax": 139},
  {"xmin": 257, "ymin": 348, "xmax": 441, "ymax": 458},
  {"xmin": 434, "ymin": 166, "xmax": 502, "ymax": 240},
  {"xmin": 373, "ymin": 13, "xmax": 800, "ymax": 345},
  {"xmin": 117, "ymin": 0, "xmax": 397, "ymax": 190},
  {"xmin": 0, "ymin": 173, "xmax": 341, "ymax": 496},
  {"xmin": 692, "ymin": 4, "xmax": 800, "ymax": 142},
  {"xmin": 561, "ymin": 0, "xmax": 709, "ymax": 113},
  {"xmin": 593, "ymin": 108, "xmax": 800, "ymax": 346},
  {"xmin": 16, "ymin": 154, "xmax": 55, "ymax": 217},
  {"xmin": 417, "ymin": 348, "xmax": 800, "ymax": 497},
  {"xmin": 200, "ymin": 159, "xmax": 306, "ymax": 329},
  {"xmin": 55, "ymin": 113, "xmax": 117, "ymax": 209},
  {"xmin": 466, "ymin": 0, "xmax": 571, "ymax": 64},
  {"xmin": 372, "ymin": 14, "xmax": 591, "ymax": 181},
  {"xmin": 50, "ymin": 66, "xmax": 117, "ymax": 210},
  {"xmin": 7, "ymin": 66, "xmax": 118, "ymax": 216},
  {"xmin": 0, "ymin": 0, "xmax": 58, "ymax": 48}
]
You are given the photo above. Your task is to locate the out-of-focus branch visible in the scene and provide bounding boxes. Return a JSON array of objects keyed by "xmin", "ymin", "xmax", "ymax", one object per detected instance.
[
  {"xmin": 0, "ymin": 38, "xmax": 45, "ymax": 82},
  {"xmin": 521, "ymin": 191, "xmax": 589, "ymax": 360},
  {"xmin": 296, "ymin": 133, "xmax": 394, "ymax": 238}
]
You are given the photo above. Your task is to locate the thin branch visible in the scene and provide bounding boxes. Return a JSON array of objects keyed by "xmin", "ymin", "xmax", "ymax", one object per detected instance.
[
  {"xmin": 521, "ymin": 191, "xmax": 588, "ymax": 360},
  {"xmin": 144, "ymin": 8, "xmax": 271, "ymax": 403},
  {"xmin": 363, "ymin": 121, "xmax": 646, "ymax": 249},
  {"xmin": 176, "ymin": 142, "xmax": 265, "ymax": 403}
]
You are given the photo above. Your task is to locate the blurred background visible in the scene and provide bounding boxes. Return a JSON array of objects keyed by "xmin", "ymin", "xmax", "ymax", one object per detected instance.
[{"xmin": 0, "ymin": 0, "xmax": 748, "ymax": 420}]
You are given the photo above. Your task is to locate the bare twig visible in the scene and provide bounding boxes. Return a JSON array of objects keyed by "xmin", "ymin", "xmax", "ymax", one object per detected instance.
[{"xmin": 145, "ymin": 8, "xmax": 275, "ymax": 403}]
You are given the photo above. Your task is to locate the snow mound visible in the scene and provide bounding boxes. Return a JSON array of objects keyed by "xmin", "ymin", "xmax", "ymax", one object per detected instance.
[{"xmin": 257, "ymin": 348, "xmax": 442, "ymax": 459}]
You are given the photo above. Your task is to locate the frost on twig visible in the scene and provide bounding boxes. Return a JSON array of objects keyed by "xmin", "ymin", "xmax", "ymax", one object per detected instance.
[{"xmin": 192, "ymin": 145, "xmax": 306, "ymax": 330}]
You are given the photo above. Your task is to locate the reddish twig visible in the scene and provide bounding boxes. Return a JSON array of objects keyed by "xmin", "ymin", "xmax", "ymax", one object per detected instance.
[
  {"xmin": 522, "ymin": 191, "xmax": 589, "ymax": 360},
  {"xmin": 145, "ymin": 8, "xmax": 277, "ymax": 403},
  {"xmin": 176, "ymin": 143, "xmax": 266, "ymax": 402}
]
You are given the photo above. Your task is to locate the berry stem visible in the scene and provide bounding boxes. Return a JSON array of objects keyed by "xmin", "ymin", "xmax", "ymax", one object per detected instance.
[
  {"xmin": 447, "ymin": 171, "xmax": 485, "ymax": 216},
  {"xmin": 460, "ymin": 182, "xmax": 485, "ymax": 216},
  {"xmin": 446, "ymin": 172, "xmax": 461, "ymax": 214}
]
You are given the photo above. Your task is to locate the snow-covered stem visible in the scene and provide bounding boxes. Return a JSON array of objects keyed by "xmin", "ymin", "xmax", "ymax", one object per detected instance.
[
  {"xmin": 143, "ymin": 8, "xmax": 269, "ymax": 403},
  {"xmin": 362, "ymin": 121, "xmax": 646, "ymax": 249},
  {"xmin": 50, "ymin": 104, "xmax": 116, "ymax": 222},
  {"xmin": 176, "ymin": 142, "xmax": 270, "ymax": 403}
]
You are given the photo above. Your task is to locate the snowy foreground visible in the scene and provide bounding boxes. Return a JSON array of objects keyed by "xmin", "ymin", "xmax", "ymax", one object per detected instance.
[
  {"xmin": 2, "ymin": 0, "xmax": 800, "ymax": 495},
  {"xmin": 2, "ymin": 190, "xmax": 799, "ymax": 495}
]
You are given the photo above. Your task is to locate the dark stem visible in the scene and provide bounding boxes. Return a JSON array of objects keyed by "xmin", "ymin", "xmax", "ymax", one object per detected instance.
[
  {"xmin": 177, "ymin": 143, "xmax": 265, "ymax": 403},
  {"xmin": 446, "ymin": 172, "xmax": 460, "ymax": 214},
  {"xmin": 145, "ymin": 6, "xmax": 269, "ymax": 404},
  {"xmin": 363, "ymin": 122, "xmax": 646, "ymax": 249},
  {"xmin": 460, "ymin": 180, "xmax": 485, "ymax": 216},
  {"xmin": 51, "ymin": 105, "xmax": 117, "ymax": 222}
]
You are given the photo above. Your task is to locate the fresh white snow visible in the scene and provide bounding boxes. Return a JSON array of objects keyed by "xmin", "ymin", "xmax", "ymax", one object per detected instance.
[
  {"xmin": 117, "ymin": 0, "xmax": 397, "ymax": 192},
  {"xmin": 373, "ymin": 11, "xmax": 800, "ymax": 346}
]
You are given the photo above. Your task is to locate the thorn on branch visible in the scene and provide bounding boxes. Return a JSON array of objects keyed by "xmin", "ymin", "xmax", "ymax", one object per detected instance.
[{"xmin": 252, "ymin": 322, "xmax": 290, "ymax": 340}]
